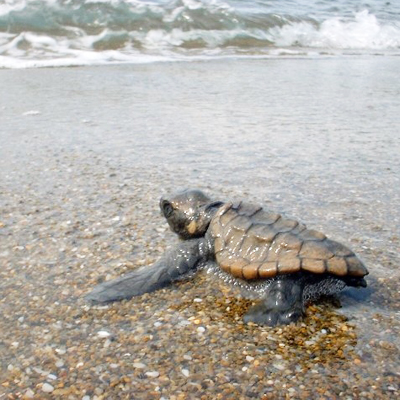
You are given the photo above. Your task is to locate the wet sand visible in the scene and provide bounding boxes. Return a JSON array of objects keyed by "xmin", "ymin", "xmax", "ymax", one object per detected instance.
[{"xmin": 1, "ymin": 58, "xmax": 399, "ymax": 399}]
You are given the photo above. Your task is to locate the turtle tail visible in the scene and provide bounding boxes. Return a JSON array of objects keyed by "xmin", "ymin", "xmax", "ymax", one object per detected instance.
[{"xmin": 85, "ymin": 239, "xmax": 205, "ymax": 304}]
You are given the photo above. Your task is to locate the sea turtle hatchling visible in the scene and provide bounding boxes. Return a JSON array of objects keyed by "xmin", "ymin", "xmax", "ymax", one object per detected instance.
[{"xmin": 86, "ymin": 189, "xmax": 368, "ymax": 326}]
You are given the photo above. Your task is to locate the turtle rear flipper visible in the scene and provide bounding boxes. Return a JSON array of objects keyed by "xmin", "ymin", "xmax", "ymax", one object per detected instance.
[
  {"xmin": 243, "ymin": 278, "xmax": 305, "ymax": 326},
  {"xmin": 85, "ymin": 239, "xmax": 206, "ymax": 304}
]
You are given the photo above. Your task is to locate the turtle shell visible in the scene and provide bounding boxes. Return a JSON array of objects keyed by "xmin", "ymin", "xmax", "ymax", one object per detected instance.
[{"xmin": 209, "ymin": 202, "xmax": 368, "ymax": 280}]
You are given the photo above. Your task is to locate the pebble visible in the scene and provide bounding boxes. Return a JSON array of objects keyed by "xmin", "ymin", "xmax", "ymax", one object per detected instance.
[
  {"xmin": 133, "ymin": 363, "xmax": 146, "ymax": 369},
  {"xmin": 42, "ymin": 383, "xmax": 54, "ymax": 393},
  {"xmin": 146, "ymin": 371, "xmax": 160, "ymax": 378},
  {"xmin": 24, "ymin": 389, "xmax": 35, "ymax": 399},
  {"xmin": 273, "ymin": 363, "xmax": 286, "ymax": 371},
  {"xmin": 97, "ymin": 330, "xmax": 111, "ymax": 338},
  {"xmin": 181, "ymin": 368, "xmax": 190, "ymax": 377}
]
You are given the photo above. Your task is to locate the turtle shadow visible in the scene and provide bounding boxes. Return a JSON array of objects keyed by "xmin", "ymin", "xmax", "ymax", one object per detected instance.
[
  {"xmin": 340, "ymin": 284, "xmax": 374, "ymax": 303},
  {"xmin": 339, "ymin": 275, "xmax": 396, "ymax": 312}
]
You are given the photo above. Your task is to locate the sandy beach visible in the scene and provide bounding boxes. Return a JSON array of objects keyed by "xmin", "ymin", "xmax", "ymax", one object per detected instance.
[{"xmin": 1, "ymin": 58, "xmax": 399, "ymax": 399}]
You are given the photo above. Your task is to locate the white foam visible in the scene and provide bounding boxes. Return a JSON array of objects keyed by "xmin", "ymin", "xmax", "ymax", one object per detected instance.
[
  {"xmin": 270, "ymin": 10, "xmax": 400, "ymax": 50},
  {"xmin": 0, "ymin": 53, "xmax": 174, "ymax": 69},
  {"xmin": 22, "ymin": 110, "xmax": 41, "ymax": 116},
  {"xmin": 0, "ymin": 1, "xmax": 26, "ymax": 17}
]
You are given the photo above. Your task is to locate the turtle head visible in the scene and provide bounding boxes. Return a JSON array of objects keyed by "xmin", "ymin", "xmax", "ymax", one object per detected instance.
[{"xmin": 160, "ymin": 189, "xmax": 223, "ymax": 240}]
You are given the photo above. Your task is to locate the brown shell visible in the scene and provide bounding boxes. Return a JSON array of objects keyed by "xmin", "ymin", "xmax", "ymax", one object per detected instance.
[{"xmin": 209, "ymin": 202, "xmax": 368, "ymax": 280}]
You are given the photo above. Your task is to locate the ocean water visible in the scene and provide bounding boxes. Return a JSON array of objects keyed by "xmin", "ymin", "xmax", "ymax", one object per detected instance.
[{"xmin": 1, "ymin": 0, "xmax": 400, "ymax": 68}]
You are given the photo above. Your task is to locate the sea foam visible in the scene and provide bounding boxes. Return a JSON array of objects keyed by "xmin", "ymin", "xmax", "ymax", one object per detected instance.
[{"xmin": 271, "ymin": 10, "xmax": 400, "ymax": 50}]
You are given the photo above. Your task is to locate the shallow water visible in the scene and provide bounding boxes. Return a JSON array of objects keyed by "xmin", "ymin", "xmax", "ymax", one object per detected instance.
[
  {"xmin": 2, "ymin": 57, "xmax": 400, "ymax": 241},
  {"xmin": 1, "ymin": 57, "xmax": 400, "ymax": 397}
]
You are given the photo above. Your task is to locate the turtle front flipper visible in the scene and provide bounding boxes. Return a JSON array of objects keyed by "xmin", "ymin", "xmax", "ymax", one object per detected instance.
[
  {"xmin": 243, "ymin": 278, "xmax": 305, "ymax": 326},
  {"xmin": 85, "ymin": 239, "xmax": 207, "ymax": 304}
]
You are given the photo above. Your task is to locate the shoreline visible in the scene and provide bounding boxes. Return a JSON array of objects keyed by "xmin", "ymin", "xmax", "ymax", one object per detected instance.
[{"xmin": 1, "ymin": 50, "xmax": 400, "ymax": 71}]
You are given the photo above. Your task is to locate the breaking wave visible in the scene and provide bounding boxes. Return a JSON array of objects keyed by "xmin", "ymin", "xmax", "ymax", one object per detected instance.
[{"xmin": 1, "ymin": 0, "xmax": 400, "ymax": 68}]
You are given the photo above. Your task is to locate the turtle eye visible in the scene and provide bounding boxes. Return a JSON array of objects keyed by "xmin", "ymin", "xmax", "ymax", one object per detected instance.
[
  {"xmin": 205, "ymin": 201, "xmax": 223, "ymax": 211},
  {"xmin": 162, "ymin": 200, "xmax": 174, "ymax": 218}
]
